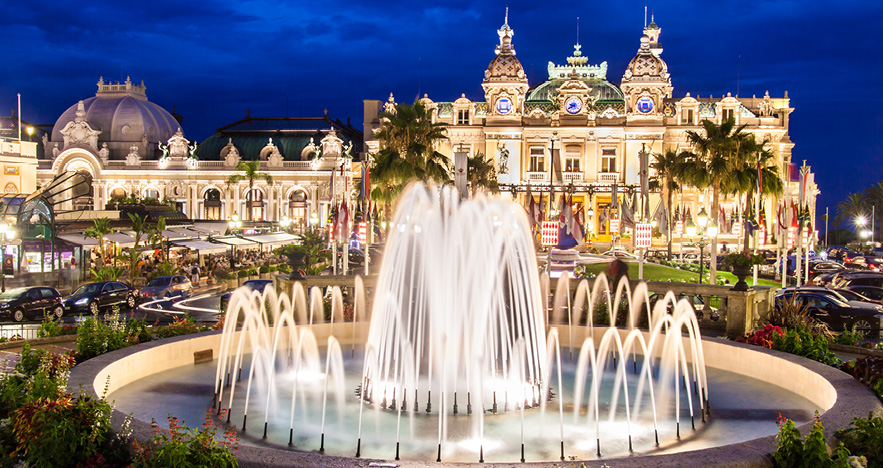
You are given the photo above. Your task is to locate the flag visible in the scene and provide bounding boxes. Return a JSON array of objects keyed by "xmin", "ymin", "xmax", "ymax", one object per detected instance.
[
  {"xmin": 526, "ymin": 194, "xmax": 538, "ymax": 228},
  {"xmin": 621, "ymin": 195, "xmax": 635, "ymax": 229},
  {"xmin": 757, "ymin": 161, "xmax": 763, "ymax": 195},
  {"xmin": 718, "ymin": 206, "xmax": 726, "ymax": 231},
  {"xmin": 360, "ymin": 164, "xmax": 369, "ymax": 200},
  {"xmin": 611, "ymin": 181, "xmax": 619, "ymax": 214},
  {"xmin": 652, "ymin": 200, "xmax": 669, "ymax": 235}
]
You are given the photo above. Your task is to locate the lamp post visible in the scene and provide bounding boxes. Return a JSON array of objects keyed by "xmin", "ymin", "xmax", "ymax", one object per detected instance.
[
  {"xmin": 228, "ymin": 213, "xmax": 243, "ymax": 263},
  {"xmin": 686, "ymin": 207, "xmax": 718, "ymax": 285},
  {"xmin": 26, "ymin": 127, "xmax": 33, "ymax": 142},
  {"xmin": 856, "ymin": 215, "xmax": 868, "ymax": 252},
  {"xmin": 0, "ymin": 222, "xmax": 16, "ymax": 292}
]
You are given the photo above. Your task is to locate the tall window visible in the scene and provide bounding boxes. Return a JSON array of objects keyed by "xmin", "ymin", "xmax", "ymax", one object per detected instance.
[
  {"xmin": 289, "ymin": 190, "xmax": 307, "ymax": 227},
  {"xmin": 681, "ymin": 109, "xmax": 694, "ymax": 124},
  {"xmin": 248, "ymin": 188, "xmax": 264, "ymax": 221},
  {"xmin": 529, "ymin": 147, "xmax": 545, "ymax": 172},
  {"xmin": 457, "ymin": 110, "xmax": 469, "ymax": 125},
  {"xmin": 564, "ymin": 145, "xmax": 581, "ymax": 172},
  {"xmin": 722, "ymin": 109, "xmax": 735, "ymax": 122},
  {"xmin": 601, "ymin": 148, "xmax": 617, "ymax": 173},
  {"xmin": 204, "ymin": 188, "xmax": 221, "ymax": 220}
]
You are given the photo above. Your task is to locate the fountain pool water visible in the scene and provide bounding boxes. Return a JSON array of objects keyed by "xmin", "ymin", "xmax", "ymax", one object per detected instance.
[{"xmin": 107, "ymin": 184, "xmax": 822, "ymax": 464}]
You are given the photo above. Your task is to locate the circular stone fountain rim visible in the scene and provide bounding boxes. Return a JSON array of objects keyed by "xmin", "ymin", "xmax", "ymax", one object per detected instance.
[{"xmin": 68, "ymin": 329, "xmax": 882, "ymax": 468}]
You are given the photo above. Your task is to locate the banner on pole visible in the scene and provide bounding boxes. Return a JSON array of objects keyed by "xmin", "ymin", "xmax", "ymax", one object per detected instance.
[
  {"xmin": 610, "ymin": 219, "xmax": 620, "ymax": 234},
  {"xmin": 635, "ymin": 223, "xmax": 652, "ymax": 248},
  {"xmin": 541, "ymin": 221, "xmax": 559, "ymax": 246}
]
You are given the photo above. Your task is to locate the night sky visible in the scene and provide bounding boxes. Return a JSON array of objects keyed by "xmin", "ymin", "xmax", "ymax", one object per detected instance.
[{"xmin": 2, "ymin": 1, "xmax": 880, "ymax": 226}]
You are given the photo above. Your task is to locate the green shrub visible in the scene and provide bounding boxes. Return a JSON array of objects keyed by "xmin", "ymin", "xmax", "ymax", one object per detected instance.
[
  {"xmin": 37, "ymin": 317, "xmax": 77, "ymax": 338},
  {"xmin": 12, "ymin": 392, "xmax": 117, "ymax": 467},
  {"xmin": 772, "ymin": 326, "xmax": 842, "ymax": 367},
  {"xmin": 835, "ymin": 325, "xmax": 865, "ymax": 347},
  {"xmin": 213, "ymin": 268, "xmax": 234, "ymax": 281},
  {"xmin": 248, "ymin": 268, "xmax": 258, "ymax": 276},
  {"xmin": 132, "ymin": 411, "xmax": 239, "ymax": 467},
  {"xmin": 840, "ymin": 357, "xmax": 883, "ymax": 399},
  {"xmin": 237, "ymin": 270, "xmax": 249, "ymax": 278},
  {"xmin": 772, "ymin": 413, "xmax": 851, "ymax": 468},
  {"xmin": 259, "ymin": 265, "xmax": 270, "ymax": 274},
  {"xmin": 154, "ymin": 316, "xmax": 207, "ymax": 339},
  {"xmin": 836, "ymin": 413, "xmax": 883, "ymax": 467},
  {"xmin": 76, "ymin": 311, "xmax": 151, "ymax": 361},
  {"xmin": 277, "ymin": 264, "xmax": 291, "ymax": 274},
  {"xmin": 268, "ymin": 265, "xmax": 277, "ymax": 272}
]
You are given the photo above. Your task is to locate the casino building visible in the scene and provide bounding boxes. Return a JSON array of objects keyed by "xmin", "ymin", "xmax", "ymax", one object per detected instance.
[
  {"xmin": 364, "ymin": 14, "xmax": 817, "ymax": 250},
  {"xmin": 36, "ymin": 77, "xmax": 362, "ymax": 231}
]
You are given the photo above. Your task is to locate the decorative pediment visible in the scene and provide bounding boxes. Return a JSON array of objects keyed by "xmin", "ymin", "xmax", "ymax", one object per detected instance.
[
  {"xmin": 260, "ymin": 137, "xmax": 282, "ymax": 162},
  {"xmin": 300, "ymin": 137, "xmax": 321, "ymax": 160},
  {"xmin": 167, "ymin": 128, "xmax": 189, "ymax": 159},
  {"xmin": 222, "ymin": 138, "xmax": 240, "ymax": 167},
  {"xmin": 126, "ymin": 145, "xmax": 141, "ymax": 166},
  {"xmin": 321, "ymin": 130, "xmax": 343, "ymax": 159},
  {"xmin": 60, "ymin": 101, "xmax": 101, "ymax": 151},
  {"xmin": 757, "ymin": 90, "xmax": 776, "ymax": 117}
]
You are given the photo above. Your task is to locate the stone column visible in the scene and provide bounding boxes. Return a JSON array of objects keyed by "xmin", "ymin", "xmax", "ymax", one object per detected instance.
[
  {"xmin": 234, "ymin": 185, "xmax": 241, "ymax": 219},
  {"xmin": 92, "ymin": 182, "xmax": 101, "ymax": 211}
]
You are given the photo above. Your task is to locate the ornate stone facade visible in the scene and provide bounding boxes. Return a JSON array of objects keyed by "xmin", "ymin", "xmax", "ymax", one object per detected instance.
[{"xmin": 364, "ymin": 14, "xmax": 817, "ymax": 249}]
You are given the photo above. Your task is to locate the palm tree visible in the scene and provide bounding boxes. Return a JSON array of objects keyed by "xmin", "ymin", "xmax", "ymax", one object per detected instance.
[
  {"xmin": 835, "ymin": 192, "xmax": 867, "ymax": 230},
  {"xmin": 227, "ymin": 160, "xmax": 273, "ymax": 221},
  {"xmin": 370, "ymin": 101, "xmax": 451, "ymax": 211},
  {"xmin": 649, "ymin": 149, "xmax": 686, "ymax": 259},
  {"xmin": 122, "ymin": 213, "xmax": 149, "ymax": 281},
  {"xmin": 147, "ymin": 216, "xmax": 167, "ymax": 262},
  {"xmin": 467, "ymin": 152, "xmax": 499, "ymax": 195},
  {"xmin": 682, "ymin": 117, "xmax": 747, "ymax": 282},
  {"xmin": 84, "ymin": 217, "xmax": 112, "ymax": 268},
  {"xmin": 727, "ymin": 135, "xmax": 784, "ymax": 252}
]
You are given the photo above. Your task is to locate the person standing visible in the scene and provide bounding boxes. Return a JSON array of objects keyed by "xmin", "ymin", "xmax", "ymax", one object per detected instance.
[{"xmin": 191, "ymin": 263, "xmax": 200, "ymax": 284}]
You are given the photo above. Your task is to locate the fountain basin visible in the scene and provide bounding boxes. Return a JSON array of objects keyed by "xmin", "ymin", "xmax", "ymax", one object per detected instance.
[{"xmin": 68, "ymin": 326, "xmax": 881, "ymax": 467}]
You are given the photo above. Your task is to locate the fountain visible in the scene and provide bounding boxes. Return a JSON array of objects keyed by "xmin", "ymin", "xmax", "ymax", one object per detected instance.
[{"xmin": 91, "ymin": 183, "xmax": 868, "ymax": 466}]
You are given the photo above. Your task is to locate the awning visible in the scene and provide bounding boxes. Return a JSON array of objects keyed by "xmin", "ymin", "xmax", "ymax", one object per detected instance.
[
  {"xmin": 104, "ymin": 233, "xmax": 136, "ymax": 247},
  {"xmin": 172, "ymin": 240, "xmax": 229, "ymax": 255},
  {"xmin": 242, "ymin": 232, "xmax": 300, "ymax": 247},
  {"xmin": 192, "ymin": 222, "xmax": 229, "ymax": 237},
  {"xmin": 214, "ymin": 236, "xmax": 260, "ymax": 250},
  {"xmin": 57, "ymin": 234, "xmax": 99, "ymax": 247},
  {"xmin": 162, "ymin": 229, "xmax": 191, "ymax": 240}
]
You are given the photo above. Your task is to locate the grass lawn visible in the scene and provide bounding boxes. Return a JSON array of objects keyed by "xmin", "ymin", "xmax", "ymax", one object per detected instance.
[{"xmin": 579, "ymin": 261, "xmax": 781, "ymax": 288}]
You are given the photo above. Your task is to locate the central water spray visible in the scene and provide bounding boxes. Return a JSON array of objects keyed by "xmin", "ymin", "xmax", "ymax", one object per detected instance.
[{"xmin": 359, "ymin": 184, "xmax": 549, "ymax": 459}]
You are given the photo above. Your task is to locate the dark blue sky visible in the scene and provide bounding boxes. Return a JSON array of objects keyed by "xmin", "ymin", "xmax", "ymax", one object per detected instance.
[{"xmin": 2, "ymin": 0, "xmax": 880, "ymax": 223}]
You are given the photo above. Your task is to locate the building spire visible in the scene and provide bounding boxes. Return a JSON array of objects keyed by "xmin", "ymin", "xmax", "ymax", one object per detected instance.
[
  {"xmin": 505, "ymin": 6, "xmax": 509, "ymax": 27},
  {"xmin": 496, "ymin": 7, "xmax": 515, "ymax": 55},
  {"xmin": 644, "ymin": 5, "xmax": 647, "ymax": 28},
  {"xmin": 576, "ymin": 16, "xmax": 580, "ymax": 46}
]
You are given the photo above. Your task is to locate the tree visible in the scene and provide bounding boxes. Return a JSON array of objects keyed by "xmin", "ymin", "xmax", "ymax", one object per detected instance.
[
  {"xmin": 835, "ymin": 192, "xmax": 867, "ymax": 229},
  {"xmin": 467, "ymin": 152, "xmax": 499, "ymax": 195},
  {"xmin": 682, "ymin": 118, "xmax": 747, "ymax": 282},
  {"xmin": 121, "ymin": 213, "xmax": 149, "ymax": 281},
  {"xmin": 147, "ymin": 216, "xmax": 167, "ymax": 262},
  {"xmin": 727, "ymin": 135, "xmax": 784, "ymax": 252},
  {"xmin": 370, "ymin": 101, "xmax": 451, "ymax": 211},
  {"xmin": 226, "ymin": 160, "xmax": 273, "ymax": 221},
  {"xmin": 84, "ymin": 218, "xmax": 112, "ymax": 268},
  {"xmin": 649, "ymin": 149, "xmax": 686, "ymax": 260}
]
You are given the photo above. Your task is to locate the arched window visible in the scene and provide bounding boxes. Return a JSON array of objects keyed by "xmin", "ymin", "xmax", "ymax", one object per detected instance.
[
  {"xmin": 110, "ymin": 187, "xmax": 127, "ymax": 200},
  {"xmin": 204, "ymin": 188, "xmax": 221, "ymax": 220},
  {"xmin": 288, "ymin": 190, "xmax": 308, "ymax": 227},
  {"xmin": 247, "ymin": 188, "xmax": 264, "ymax": 221},
  {"xmin": 143, "ymin": 188, "xmax": 160, "ymax": 201}
]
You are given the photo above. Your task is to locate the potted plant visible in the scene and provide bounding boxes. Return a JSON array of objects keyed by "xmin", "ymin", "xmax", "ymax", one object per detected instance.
[
  {"xmin": 237, "ymin": 269, "xmax": 249, "ymax": 286},
  {"xmin": 248, "ymin": 268, "xmax": 259, "ymax": 281},
  {"xmin": 721, "ymin": 251, "xmax": 765, "ymax": 291},
  {"xmin": 259, "ymin": 265, "xmax": 270, "ymax": 279}
]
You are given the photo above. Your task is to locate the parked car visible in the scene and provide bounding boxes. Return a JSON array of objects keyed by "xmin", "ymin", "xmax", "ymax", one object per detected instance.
[
  {"xmin": 140, "ymin": 275, "xmax": 192, "ymax": 302},
  {"xmin": 776, "ymin": 286, "xmax": 883, "ymax": 312},
  {"xmin": 832, "ymin": 271, "xmax": 883, "ymax": 289},
  {"xmin": 602, "ymin": 248, "xmax": 639, "ymax": 260},
  {"xmin": 219, "ymin": 279, "xmax": 273, "ymax": 313},
  {"xmin": 833, "ymin": 288, "xmax": 882, "ymax": 306},
  {"xmin": 846, "ymin": 285, "xmax": 883, "ymax": 303},
  {"xmin": 806, "ymin": 260, "xmax": 846, "ymax": 280},
  {"xmin": 64, "ymin": 281, "xmax": 139, "ymax": 314},
  {"xmin": 776, "ymin": 291, "xmax": 883, "ymax": 336},
  {"xmin": 0, "ymin": 287, "xmax": 64, "ymax": 322},
  {"xmin": 826, "ymin": 246, "xmax": 861, "ymax": 263}
]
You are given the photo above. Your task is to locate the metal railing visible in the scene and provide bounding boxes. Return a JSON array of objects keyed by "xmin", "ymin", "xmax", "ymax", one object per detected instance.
[{"xmin": 0, "ymin": 324, "xmax": 40, "ymax": 341}]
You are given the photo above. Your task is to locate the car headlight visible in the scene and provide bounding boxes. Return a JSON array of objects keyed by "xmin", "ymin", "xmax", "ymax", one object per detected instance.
[
  {"xmin": 0, "ymin": 303, "xmax": 9, "ymax": 309},
  {"xmin": 75, "ymin": 297, "xmax": 89, "ymax": 306}
]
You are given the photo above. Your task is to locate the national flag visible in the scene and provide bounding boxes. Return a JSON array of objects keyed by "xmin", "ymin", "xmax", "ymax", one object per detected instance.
[{"xmin": 757, "ymin": 161, "xmax": 763, "ymax": 194}]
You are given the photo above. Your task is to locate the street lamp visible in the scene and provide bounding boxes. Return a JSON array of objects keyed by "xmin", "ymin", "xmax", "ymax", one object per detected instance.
[
  {"xmin": 26, "ymin": 127, "xmax": 33, "ymax": 142},
  {"xmin": 0, "ymin": 222, "xmax": 16, "ymax": 292},
  {"xmin": 228, "ymin": 213, "xmax": 243, "ymax": 263},
  {"xmin": 856, "ymin": 216, "xmax": 868, "ymax": 251},
  {"xmin": 280, "ymin": 216, "xmax": 291, "ymax": 232},
  {"xmin": 686, "ymin": 207, "xmax": 717, "ymax": 285}
]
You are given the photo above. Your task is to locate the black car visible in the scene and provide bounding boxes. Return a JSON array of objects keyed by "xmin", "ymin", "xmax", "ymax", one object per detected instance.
[
  {"xmin": 806, "ymin": 260, "xmax": 845, "ymax": 280},
  {"xmin": 833, "ymin": 271, "xmax": 883, "ymax": 289},
  {"xmin": 64, "ymin": 281, "xmax": 139, "ymax": 314},
  {"xmin": 847, "ymin": 285, "xmax": 883, "ymax": 303},
  {"xmin": 219, "ymin": 279, "xmax": 273, "ymax": 313},
  {"xmin": 776, "ymin": 291, "xmax": 883, "ymax": 336},
  {"xmin": 0, "ymin": 287, "xmax": 64, "ymax": 322}
]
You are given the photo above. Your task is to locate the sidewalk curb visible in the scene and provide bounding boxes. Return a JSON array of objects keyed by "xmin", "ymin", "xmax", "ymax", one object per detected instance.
[{"xmin": 829, "ymin": 343, "xmax": 883, "ymax": 358}]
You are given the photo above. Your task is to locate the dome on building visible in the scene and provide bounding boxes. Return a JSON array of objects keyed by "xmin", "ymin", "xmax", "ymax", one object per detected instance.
[
  {"xmin": 51, "ymin": 77, "xmax": 180, "ymax": 145},
  {"xmin": 485, "ymin": 54, "xmax": 526, "ymax": 82},
  {"xmin": 623, "ymin": 36, "xmax": 668, "ymax": 80}
]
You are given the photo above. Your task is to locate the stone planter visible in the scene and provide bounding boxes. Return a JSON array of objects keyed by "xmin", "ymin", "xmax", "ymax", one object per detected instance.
[
  {"xmin": 228, "ymin": 279, "xmax": 238, "ymax": 290},
  {"xmin": 260, "ymin": 273, "xmax": 270, "ymax": 280},
  {"xmin": 285, "ymin": 252, "xmax": 307, "ymax": 281},
  {"xmin": 731, "ymin": 265, "xmax": 751, "ymax": 291},
  {"xmin": 249, "ymin": 275, "xmax": 258, "ymax": 282},
  {"xmin": 238, "ymin": 276, "xmax": 246, "ymax": 287}
]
